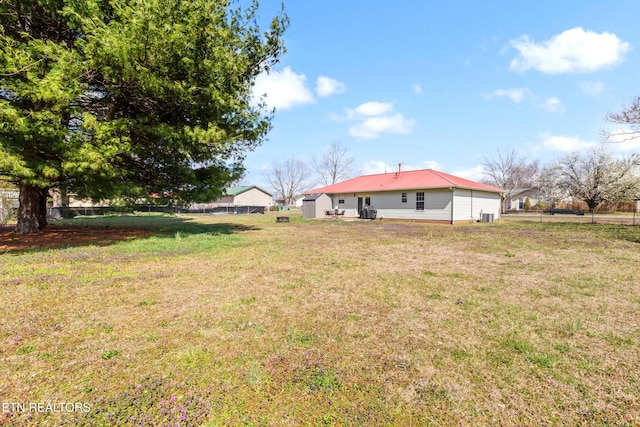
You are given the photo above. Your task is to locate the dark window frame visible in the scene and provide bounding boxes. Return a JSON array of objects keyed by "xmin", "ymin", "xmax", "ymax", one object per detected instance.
[{"xmin": 416, "ymin": 192, "xmax": 425, "ymax": 211}]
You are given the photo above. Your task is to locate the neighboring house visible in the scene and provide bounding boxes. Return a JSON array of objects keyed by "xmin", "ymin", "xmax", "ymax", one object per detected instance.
[
  {"xmin": 505, "ymin": 187, "xmax": 541, "ymax": 211},
  {"xmin": 304, "ymin": 168, "xmax": 503, "ymax": 223},
  {"xmin": 273, "ymin": 194, "xmax": 305, "ymax": 208},
  {"xmin": 50, "ymin": 188, "xmax": 110, "ymax": 208},
  {"xmin": 294, "ymin": 194, "xmax": 306, "ymax": 208},
  {"xmin": 1, "ymin": 188, "xmax": 19, "ymax": 223},
  {"xmin": 191, "ymin": 186, "xmax": 273, "ymax": 210}
]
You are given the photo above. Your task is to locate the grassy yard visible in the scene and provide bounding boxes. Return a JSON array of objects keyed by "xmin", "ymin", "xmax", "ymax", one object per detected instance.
[{"xmin": 1, "ymin": 212, "xmax": 639, "ymax": 426}]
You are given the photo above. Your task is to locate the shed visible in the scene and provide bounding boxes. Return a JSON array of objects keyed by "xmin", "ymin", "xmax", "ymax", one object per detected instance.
[{"xmin": 302, "ymin": 193, "xmax": 332, "ymax": 219}]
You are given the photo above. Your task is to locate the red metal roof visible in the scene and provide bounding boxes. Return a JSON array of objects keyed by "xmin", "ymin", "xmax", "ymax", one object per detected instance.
[{"xmin": 307, "ymin": 169, "xmax": 503, "ymax": 194}]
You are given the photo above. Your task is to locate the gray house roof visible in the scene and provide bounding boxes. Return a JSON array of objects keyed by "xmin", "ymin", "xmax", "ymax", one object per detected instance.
[{"xmin": 302, "ymin": 194, "xmax": 327, "ymax": 201}]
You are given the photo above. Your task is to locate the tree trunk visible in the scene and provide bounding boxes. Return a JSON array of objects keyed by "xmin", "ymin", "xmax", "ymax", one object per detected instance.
[
  {"xmin": 37, "ymin": 187, "xmax": 48, "ymax": 230},
  {"xmin": 16, "ymin": 183, "xmax": 47, "ymax": 234}
]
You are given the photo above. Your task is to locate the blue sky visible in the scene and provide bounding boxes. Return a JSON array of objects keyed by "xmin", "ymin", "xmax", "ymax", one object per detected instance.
[{"xmin": 243, "ymin": 0, "xmax": 640, "ymax": 189}]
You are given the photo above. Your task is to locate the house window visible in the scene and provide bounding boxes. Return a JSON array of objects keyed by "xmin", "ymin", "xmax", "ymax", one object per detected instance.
[
  {"xmin": 338, "ymin": 199, "xmax": 345, "ymax": 204},
  {"xmin": 401, "ymin": 192, "xmax": 407, "ymax": 203},
  {"xmin": 416, "ymin": 192, "xmax": 424, "ymax": 210}
]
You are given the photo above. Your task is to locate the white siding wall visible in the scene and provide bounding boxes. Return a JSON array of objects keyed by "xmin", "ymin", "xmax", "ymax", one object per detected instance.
[
  {"xmin": 453, "ymin": 189, "xmax": 501, "ymax": 221},
  {"xmin": 235, "ymin": 188, "xmax": 273, "ymax": 207},
  {"xmin": 472, "ymin": 191, "xmax": 501, "ymax": 220},
  {"xmin": 331, "ymin": 194, "xmax": 358, "ymax": 216},
  {"xmin": 453, "ymin": 189, "xmax": 473, "ymax": 222},
  {"xmin": 329, "ymin": 190, "xmax": 453, "ymax": 221},
  {"xmin": 374, "ymin": 190, "xmax": 452, "ymax": 221}
]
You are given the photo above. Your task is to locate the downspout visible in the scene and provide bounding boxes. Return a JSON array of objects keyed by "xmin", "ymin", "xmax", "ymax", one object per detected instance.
[
  {"xmin": 470, "ymin": 190, "xmax": 474, "ymax": 222},
  {"xmin": 449, "ymin": 187, "xmax": 455, "ymax": 224}
]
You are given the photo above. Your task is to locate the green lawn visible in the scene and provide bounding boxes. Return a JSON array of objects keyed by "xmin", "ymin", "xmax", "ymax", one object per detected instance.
[{"xmin": 1, "ymin": 213, "xmax": 639, "ymax": 426}]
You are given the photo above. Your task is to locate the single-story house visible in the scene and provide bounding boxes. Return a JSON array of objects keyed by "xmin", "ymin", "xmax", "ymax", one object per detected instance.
[
  {"xmin": 506, "ymin": 187, "xmax": 540, "ymax": 211},
  {"xmin": 274, "ymin": 194, "xmax": 305, "ymax": 208},
  {"xmin": 50, "ymin": 188, "xmax": 110, "ymax": 208},
  {"xmin": 304, "ymin": 168, "xmax": 503, "ymax": 223}
]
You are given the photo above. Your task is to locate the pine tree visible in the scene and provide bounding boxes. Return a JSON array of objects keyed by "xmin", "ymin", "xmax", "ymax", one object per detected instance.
[{"xmin": 0, "ymin": 0, "xmax": 287, "ymax": 233}]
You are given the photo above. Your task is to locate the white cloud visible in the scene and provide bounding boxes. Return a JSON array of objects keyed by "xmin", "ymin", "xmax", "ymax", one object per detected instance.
[
  {"xmin": 416, "ymin": 160, "xmax": 440, "ymax": 170},
  {"xmin": 252, "ymin": 67, "xmax": 315, "ymax": 110},
  {"xmin": 361, "ymin": 160, "xmax": 393, "ymax": 175},
  {"xmin": 453, "ymin": 165, "xmax": 489, "ymax": 182},
  {"xmin": 540, "ymin": 133, "xmax": 597, "ymax": 152},
  {"xmin": 485, "ymin": 88, "xmax": 563, "ymax": 112},
  {"xmin": 396, "ymin": 161, "xmax": 441, "ymax": 172},
  {"xmin": 578, "ymin": 80, "xmax": 605, "ymax": 95},
  {"xmin": 316, "ymin": 76, "xmax": 345, "ymax": 97},
  {"xmin": 540, "ymin": 97, "xmax": 565, "ymax": 113},
  {"xmin": 346, "ymin": 101, "xmax": 395, "ymax": 118},
  {"xmin": 349, "ymin": 113, "xmax": 414, "ymax": 140},
  {"xmin": 413, "ymin": 84, "xmax": 423, "ymax": 95},
  {"xmin": 488, "ymin": 88, "xmax": 531, "ymax": 103},
  {"xmin": 360, "ymin": 160, "xmax": 439, "ymax": 175},
  {"xmin": 341, "ymin": 101, "xmax": 415, "ymax": 140},
  {"xmin": 509, "ymin": 27, "xmax": 630, "ymax": 74}
]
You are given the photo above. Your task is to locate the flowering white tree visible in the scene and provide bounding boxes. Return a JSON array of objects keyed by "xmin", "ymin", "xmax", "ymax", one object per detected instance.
[
  {"xmin": 549, "ymin": 147, "xmax": 640, "ymax": 211},
  {"xmin": 535, "ymin": 163, "xmax": 569, "ymax": 209}
]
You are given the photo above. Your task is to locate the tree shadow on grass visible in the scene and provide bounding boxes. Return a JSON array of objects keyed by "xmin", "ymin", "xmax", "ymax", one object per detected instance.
[{"xmin": 0, "ymin": 215, "xmax": 261, "ymax": 255}]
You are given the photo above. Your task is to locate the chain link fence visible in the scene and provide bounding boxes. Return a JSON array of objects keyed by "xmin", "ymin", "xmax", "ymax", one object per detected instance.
[
  {"xmin": 503, "ymin": 211, "xmax": 640, "ymax": 226},
  {"xmin": 46, "ymin": 205, "xmax": 266, "ymax": 218}
]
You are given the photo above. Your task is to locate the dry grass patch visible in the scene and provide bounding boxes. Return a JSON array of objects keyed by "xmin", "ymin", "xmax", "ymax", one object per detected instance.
[{"xmin": 1, "ymin": 213, "xmax": 639, "ymax": 425}]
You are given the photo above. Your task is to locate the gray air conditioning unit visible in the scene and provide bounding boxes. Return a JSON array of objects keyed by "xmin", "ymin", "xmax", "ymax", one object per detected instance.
[{"xmin": 481, "ymin": 213, "xmax": 495, "ymax": 223}]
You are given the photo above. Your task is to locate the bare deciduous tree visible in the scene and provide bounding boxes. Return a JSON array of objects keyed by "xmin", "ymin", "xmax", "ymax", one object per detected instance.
[
  {"xmin": 264, "ymin": 158, "xmax": 311, "ymax": 206},
  {"xmin": 311, "ymin": 142, "xmax": 357, "ymax": 187},
  {"xmin": 480, "ymin": 148, "xmax": 539, "ymax": 213},
  {"xmin": 553, "ymin": 147, "xmax": 640, "ymax": 211},
  {"xmin": 605, "ymin": 96, "xmax": 640, "ymax": 142}
]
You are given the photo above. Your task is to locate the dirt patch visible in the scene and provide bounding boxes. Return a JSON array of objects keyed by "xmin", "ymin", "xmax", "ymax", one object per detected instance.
[{"xmin": 0, "ymin": 224, "xmax": 157, "ymax": 252}]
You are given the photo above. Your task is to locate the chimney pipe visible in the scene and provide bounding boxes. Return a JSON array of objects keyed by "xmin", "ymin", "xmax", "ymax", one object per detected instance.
[{"xmin": 394, "ymin": 163, "xmax": 402, "ymax": 179}]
